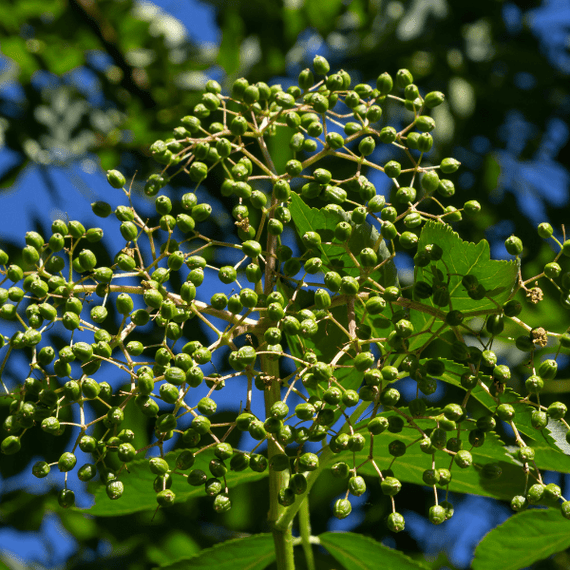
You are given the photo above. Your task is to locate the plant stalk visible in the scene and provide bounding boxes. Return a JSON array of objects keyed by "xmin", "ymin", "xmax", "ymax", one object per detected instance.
[
  {"xmin": 298, "ymin": 496, "xmax": 316, "ymax": 570},
  {"xmin": 262, "ymin": 353, "xmax": 296, "ymax": 570}
]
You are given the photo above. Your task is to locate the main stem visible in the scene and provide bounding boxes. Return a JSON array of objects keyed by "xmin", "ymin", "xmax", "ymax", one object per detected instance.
[{"xmin": 262, "ymin": 354, "xmax": 296, "ymax": 570}]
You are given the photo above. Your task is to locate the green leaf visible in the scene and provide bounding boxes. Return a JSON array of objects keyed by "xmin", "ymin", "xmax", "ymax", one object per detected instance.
[
  {"xmin": 158, "ymin": 534, "xmax": 275, "ymax": 570},
  {"xmin": 268, "ymin": 126, "xmax": 295, "ymax": 174},
  {"xmin": 289, "ymin": 193, "xmax": 397, "ymax": 285},
  {"xmin": 0, "ymin": 37, "xmax": 39, "ymax": 81},
  {"xmin": 147, "ymin": 530, "xmax": 200, "ymax": 568},
  {"xmin": 472, "ymin": 508, "xmax": 570, "ymax": 570},
  {"xmin": 305, "ymin": 0, "xmax": 344, "ymax": 32},
  {"xmin": 83, "ymin": 449, "xmax": 268, "ymax": 516},
  {"xmin": 41, "ymin": 40, "xmax": 84, "ymax": 75},
  {"xmin": 218, "ymin": 9, "xmax": 243, "ymax": 75},
  {"xmin": 352, "ymin": 416, "xmax": 523, "ymax": 500},
  {"xmin": 410, "ymin": 220, "xmax": 518, "ymax": 350},
  {"xmin": 319, "ymin": 532, "xmax": 428, "ymax": 569},
  {"xmin": 426, "ymin": 359, "xmax": 570, "ymax": 474}
]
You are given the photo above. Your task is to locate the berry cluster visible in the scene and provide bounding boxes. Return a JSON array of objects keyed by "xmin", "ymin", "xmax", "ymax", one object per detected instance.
[{"xmin": 1, "ymin": 56, "xmax": 570, "ymax": 533}]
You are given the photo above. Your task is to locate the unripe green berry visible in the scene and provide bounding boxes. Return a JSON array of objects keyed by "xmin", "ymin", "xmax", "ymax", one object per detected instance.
[
  {"xmin": 313, "ymin": 55, "xmax": 330, "ymax": 75},
  {"xmin": 107, "ymin": 169, "xmax": 126, "ymax": 188},
  {"xmin": 386, "ymin": 512, "xmax": 405, "ymax": 532},
  {"xmin": 505, "ymin": 235, "xmax": 523, "ymax": 256}
]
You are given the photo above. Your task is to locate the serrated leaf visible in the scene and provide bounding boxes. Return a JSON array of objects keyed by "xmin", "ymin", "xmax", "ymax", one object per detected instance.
[
  {"xmin": 472, "ymin": 508, "xmax": 570, "ymax": 570},
  {"xmin": 319, "ymin": 532, "xmax": 428, "ymax": 570},
  {"xmin": 289, "ymin": 193, "xmax": 397, "ymax": 286},
  {"xmin": 158, "ymin": 534, "xmax": 275, "ymax": 570},
  {"xmin": 410, "ymin": 220, "xmax": 518, "ymax": 350},
  {"xmin": 83, "ymin": 448, "xmax": 267, "ymax": 516}
]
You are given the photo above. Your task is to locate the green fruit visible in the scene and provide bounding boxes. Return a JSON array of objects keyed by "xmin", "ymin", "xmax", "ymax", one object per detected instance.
[
  {"xmin": 375, "ymin": 72, "xmax": 394, "ymax": 95},
  {"xmin": 422, "ymin": 469, "xmax": 440, "ymax": 486},
  {"xmin": 388, "ymin": 440, "xmax": 406, "ymax": 457},
  {"xmin": 381, "ymin": 476, "xmax": 402, "ymax": 496},
  {"xmin": 333, "ymin": 499, "xmax": 352, "ymax": 519},
  {"xmin": 58, "ymin": 489, "xmax": 75, "ymax": 508},
  {"xmin": 326, "ymin": 132, "xmax": 344, "ymax": 149},
  {"xmin": 107, "ymin": 169, "xmax": 126, "ymax": 188},
  {"xmin": 386, "ymin": 512, "xmax": 405, "ymax": 532},
  {"xmin": 156, "ymin": 489, "xmax": 176, "ymax": 508},
  {"xmin": 525, "ymin": 375, "xmax": 544, "ymax": 394},
  {"xmin": 443, "ymin": 403, "xmax": 464, "ymax": 422},
  {"xmin": 191, "ymin": 203, "xmax": 212, "ymax": 222},
  {"xmin": 348, "ymin": 475, "xmax": 366, "ymax": 497},
  {"xmin": 114, "ymin": 293, "xmax": 133, "ymax": 315},
  {"xmin": 509, "ymin": 495, "xmax": 527, "ymax": 515},
  {"xmin": 468, "ymin": 429, "xmax": 485, "ymax": 448},
  {"xmin": 340, "ymin": 276, "xmax": 359, "ymax": 296},
  {"xmin": 105, "ymin": 480, "xmax": 124, "ymax": 500},
  {"xmin": 76, "ymin": 463, "xmax": 97, "ymax": 482},
  {"xmin": 493, "ymin": 364, "xmax": 511, "ymax": 383},
  {"xmin": 238, "ymin": 288, "xmax": 257, "ymax": 309},
  {"xmin": 505, "ymin": 235, "xmax": 523, "ymax": 256},
  {"xmin": 359, "ymin": 136, "xmax": 375, "ymax": 156},
  {"xmin": 213, "ymin": 493, "xmax": 232, "ymax": 513},
  {"xmin": 58, "ymin": 452, "xmax": 77, "ymax": 472},
  {"xmin": 538, "ymin": 359, "xmax": 558, "ymax": 380},
  {"xmin": 429, "ymin": 505, "xmax": 446, "ymax": 525},
  {"xmin": 526, "ymin": 483, "xmax": 545, "ymax": 505},
  {"xmin": 314, "ymin": 288, "xmax": 332, "ymax": 310},
  {"xmin": 313, "ymin": 55, "xmax": 330, "ymax": 75},
  {"xmin": 547, "ymin": 401, "xmax": 567, "ymax": 420},
  {"xmin": 454, "ymin": 450, "xmax": 473, "ymax": 468}
]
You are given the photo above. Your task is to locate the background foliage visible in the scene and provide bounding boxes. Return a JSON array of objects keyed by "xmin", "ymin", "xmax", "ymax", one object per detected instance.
[{"xmin": 1, "ymin": 0, "xmax": 569, "ymax": 568}]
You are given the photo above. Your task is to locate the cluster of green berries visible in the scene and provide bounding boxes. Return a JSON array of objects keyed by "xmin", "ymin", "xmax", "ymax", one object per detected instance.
[{"xmin": 0, "ymin": 55, "xmax": 569, "ymax": 529}]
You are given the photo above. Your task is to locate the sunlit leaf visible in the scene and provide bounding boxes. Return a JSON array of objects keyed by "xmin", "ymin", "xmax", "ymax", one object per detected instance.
[
  {"xmin": 472, "ymin": 508, "xmax": 570, "ymax": 570},
  {"xmin": 158, "ymin": 534, "xmax": 274, "ymax": 570},
  {"xmin": 319, "ymin": 532, "xmax": 429, "ymax": 569}
]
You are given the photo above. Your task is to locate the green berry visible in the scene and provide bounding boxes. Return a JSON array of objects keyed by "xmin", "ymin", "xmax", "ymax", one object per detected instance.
[
  {"xmin": 538, "ymin": 359, "xmax": 558, "ymax": 380},
  {"xmin": 454, "ymin": 450, "xmax": 473, "ymax": 469},
  {"xmin": 505, "ymin": 235, "xmax": 523, "ymax": 256},
  {"xmin": 156, "ymin": 489, "xmax": 176, "ymax": 508},
  {"xmin": 313, "ymin": 55, "xmax": 330, "ymax": 75},
  {"xmin": 107, "ymin": 169, "xmax": 126, "ymax": 188},
  {"xmin": 58, "ymin": 489, "xmax": 75, "ymax": 508},
  {"xmin": 381, "ymin": 477, "xmax": 402, "ymax": 496},
  {"xmin": 386, "ymin": 512, "xmax": 405, "ymax": 532},
  {"xmin": 429, "ymin": 505, "xmax": 446, "ymax": 525},
  {"xmin": 58, "ymin": 452, "xmax": 77, "ymax": 472},
  {"xmin": 333, "ymin": 499, "xmax": 352, "ymax": 519}
]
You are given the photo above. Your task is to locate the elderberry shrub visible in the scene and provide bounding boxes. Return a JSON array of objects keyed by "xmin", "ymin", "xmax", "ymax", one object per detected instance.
[{"xmin": 1, "ymin": 56, "xmax": 570, "ymax": 544}]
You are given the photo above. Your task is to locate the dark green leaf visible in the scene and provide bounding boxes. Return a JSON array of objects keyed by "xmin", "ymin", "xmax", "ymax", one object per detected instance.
[
  {"xmin": 335, "ymin": 411, "xmax": 524, "ymax": 500},
  {"xmin": 157, "ymin": 534, "xmax": 274, "ymax": 570},
  {"xmin": 289, "ymin": 193, "xmax": 397, "ymax": 285},
  {"xmin": 84, "ymin": 449, "xmax": 268, "ymax": 516},
  {"xmin": 410, "ymin": 221, "xmax": 518, "ymax": 351},
  {"xmin": 472, "ymin": 508, "xmax": 570, "ymax": 570},
  {"xmin": 319, "ymin": 532, "xmax": 428, "ymax": 569}
]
